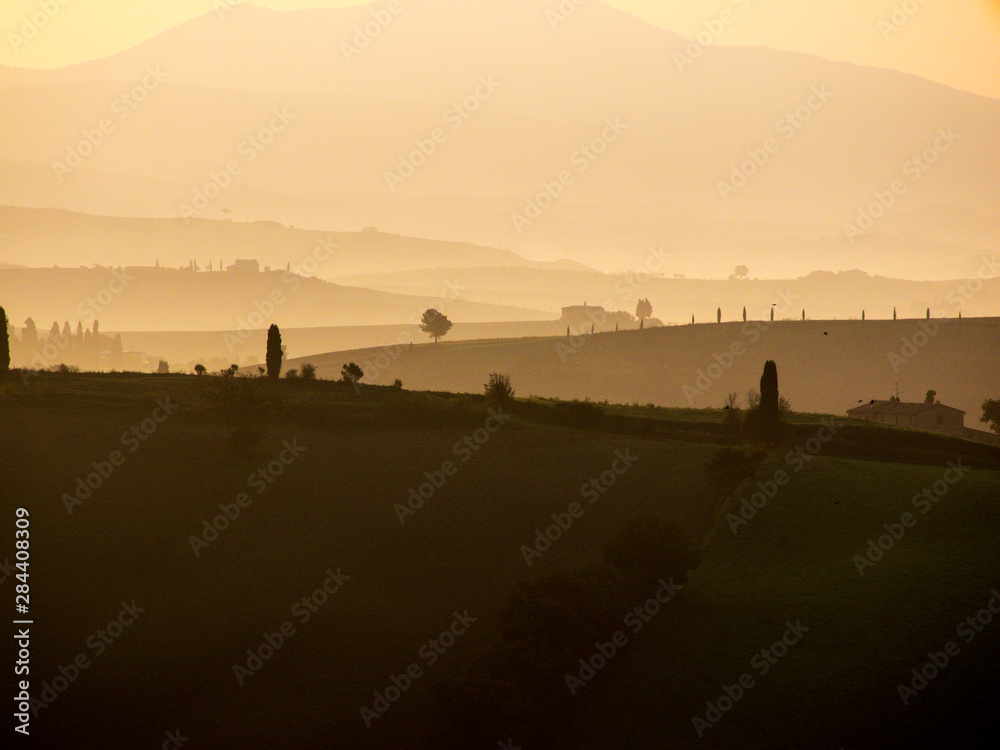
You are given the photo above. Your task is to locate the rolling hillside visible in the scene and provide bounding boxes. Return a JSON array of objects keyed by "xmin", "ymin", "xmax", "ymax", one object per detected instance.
[
  {"xmin": 1, "ymin": 374, "xmax": 997, "ymax": 748},
  {"xmin": 290, "ymin": 317, "xmax": 1000, "ymax": 420}
]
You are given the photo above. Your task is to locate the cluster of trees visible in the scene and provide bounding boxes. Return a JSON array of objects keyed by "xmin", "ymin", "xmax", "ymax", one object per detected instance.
[{"xmin": 1, "ymin": 310, "xmax": 124, "ymax": 372}]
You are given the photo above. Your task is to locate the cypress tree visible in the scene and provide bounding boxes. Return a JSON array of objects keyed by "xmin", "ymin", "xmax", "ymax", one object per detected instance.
[
  {"xmin": 759, "ymin": 360, "xmax": 780, "ymax": 432},
  {"xmin": 266, "ymin": 324, "xmax": 283, "ymax": 379},
  {"xmin": 0, "ymin": 307, "xmax": 10, "ymax": 374}
]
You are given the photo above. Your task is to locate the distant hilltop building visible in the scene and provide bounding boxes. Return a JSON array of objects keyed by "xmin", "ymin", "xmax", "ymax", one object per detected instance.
[
  {"xmin": 227, "ymin": 259, "xmax": 259, "ymax": 273},
  {"xmin": 846, "ymin": 400, "xmax": 1000, "ymax": 446},
  {"xmin": 561, "ymin": 303, "xmax": 605, "ymax": 324}
]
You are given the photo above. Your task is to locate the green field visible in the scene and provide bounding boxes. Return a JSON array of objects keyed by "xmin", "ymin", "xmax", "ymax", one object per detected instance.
[{"xmin": 1, "ymin": 373, "xmax": 998, "ymax": 748}]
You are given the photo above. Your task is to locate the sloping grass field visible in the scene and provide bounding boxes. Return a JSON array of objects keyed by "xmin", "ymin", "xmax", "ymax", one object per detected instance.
[{"xmin": 1, "ymin": 373, "xmax": 998, "ymax": 748}]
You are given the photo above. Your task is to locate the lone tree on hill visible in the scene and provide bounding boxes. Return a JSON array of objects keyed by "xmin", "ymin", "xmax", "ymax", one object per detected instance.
[
  {"xmin": 0, "ymin": 307, "xmax": 10, "ymax": 374},
  {"xmin": 717, "ymin": 307, "xmax": 721, "ymax": 323},
  {"xmin": 420, "ymin": 309, "xmax": 453, "ymax": 343},
  {"xmin": 742, "ymin": 306, "xmax": 747, "ymax": 322},
  {"xmin": 734, "ymin": 265, "xmax": 748, "ymax": 279},
  {"xmin": 925, "ymin": 390, "xmax": 937, "ymax": 404},
  {"xmin": 266, "ymin": 324, "xmax": 283, "ymax": 379},
  {"xmin": 341, "ymin": 362, "xmax": 363, "ymax": 384}
]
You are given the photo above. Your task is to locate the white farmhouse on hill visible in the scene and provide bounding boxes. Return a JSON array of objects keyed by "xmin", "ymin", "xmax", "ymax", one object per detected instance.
[{"xmin": 846, "ymin": 400, "xmax": 1000, "ymax": 446}]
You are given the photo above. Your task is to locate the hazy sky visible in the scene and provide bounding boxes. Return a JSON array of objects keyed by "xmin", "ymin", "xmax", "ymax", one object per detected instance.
[{"xmin": 2, "ymin": 0, "xmax": 999, "ymax": 98}]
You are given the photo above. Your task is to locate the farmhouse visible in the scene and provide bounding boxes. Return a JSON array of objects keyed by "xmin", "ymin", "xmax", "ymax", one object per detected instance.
[
  {"xmin": 561, "ymin": 303, "xmax": 606, "ymax": 322},
  {"xmin": 227, "ymin": 259, "xmax": 260, "ymax": 273},
  {"xmin": 846, "ymin": 400, "xmax": 965, "ymax": 437}
]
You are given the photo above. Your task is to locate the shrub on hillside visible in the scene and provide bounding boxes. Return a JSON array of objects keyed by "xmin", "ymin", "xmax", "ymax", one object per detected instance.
[
  {"xmin": 704, "ymin": 446, "xmax": 767, "ymax": 498},
  {"xmin": 552, "ymin": 399, "xmax": 604, "ymax": 427},
  {"xmin": 484, "ymin": 373, "xmax": 515, "ymax": 408},
  {"xmin": 602, "ymin": 516, "xmax": 700, "ymax": 589}
]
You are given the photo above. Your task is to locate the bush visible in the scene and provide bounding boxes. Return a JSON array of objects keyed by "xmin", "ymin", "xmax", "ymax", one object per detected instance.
[
  {"xmin": 704, "ymin": 446, "xmax": 766, "ymax": 497},
  {"xmin": 552, "ymin": 399, "xmax": 604, "ymax": 427},
  {"xmin": 300, "ymin": 363, "xmax": 317, "ymax": 380},
  {"xmin": 602, "ymin": 516, "xmax": 700, "ymax": 589},
  {"xmin": 484, "ymin": 373, "xmax": 515, "ymax": 407},
  {"xmin": 284, "ymin": 368, "xmax": 299, "ymax": 379}
]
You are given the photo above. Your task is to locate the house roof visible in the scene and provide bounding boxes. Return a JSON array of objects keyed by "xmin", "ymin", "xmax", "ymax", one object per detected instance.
[{"xmin": 847, "ymin": 400, "xmax": 965, "ymax": 416}]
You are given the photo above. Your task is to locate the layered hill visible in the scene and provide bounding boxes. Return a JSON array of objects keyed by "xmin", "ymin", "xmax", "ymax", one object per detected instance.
[
  {"xmin": 290, "ymin": 318, "xmax": 1000, "ymax": 420},
  {"xmin": 1, "ymin": 1, "xmax": 998, "ymax": 275}
]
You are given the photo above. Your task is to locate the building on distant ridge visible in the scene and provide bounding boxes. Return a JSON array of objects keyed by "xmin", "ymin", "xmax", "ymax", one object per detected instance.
[{"xmin": 227, "ymin": 259, "xmax": 259, "ymax": 273}]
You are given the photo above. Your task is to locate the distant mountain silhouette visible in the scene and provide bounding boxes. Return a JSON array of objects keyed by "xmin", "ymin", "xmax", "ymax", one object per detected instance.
[{"xmin": 2, "ymin": 1, "xmax": 997, "ymax": 274}]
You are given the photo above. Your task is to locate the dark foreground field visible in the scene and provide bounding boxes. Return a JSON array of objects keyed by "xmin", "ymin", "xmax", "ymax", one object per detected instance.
[{"xmin": 1, "ymin": 373, "xmax": 999, "ymax": 748}]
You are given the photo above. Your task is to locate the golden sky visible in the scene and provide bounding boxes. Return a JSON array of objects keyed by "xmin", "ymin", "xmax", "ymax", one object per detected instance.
[{"xmin": 2, "ymin": 0, "xmax": 999, "ymax": 99}]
